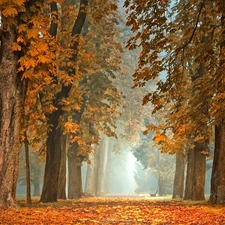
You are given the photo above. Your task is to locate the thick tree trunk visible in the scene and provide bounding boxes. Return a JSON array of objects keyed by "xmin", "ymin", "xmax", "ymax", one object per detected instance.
[
  {"xmin": 0, "ymin": 24, "xmax": 25, "ymax": 208},
  {"xmin": 57, "ymin": 135, "xmax": 67, "ymax": 199},
  {"xmin": 184, "ymin": 143, "xmax": 206, "ymax": 200},
  {"xmin": 209, "ymin": 122, "xmax": 225, "ymax": 204},
  {"xmin": 192, "ymin": 142, "xmax": 206, "ymax": 200},
  {"xmin": 184, "ymin": 149, "xmax": 195, "ymax": 199},
  {"xmin": 68, "ymin": 143, "xmax": 82, "ymax": 199},
  {"xmin": 172, "ymin": 152, "xmax": 186, "ymax": 199},
  {"xmin": 40, "ymin": 115, "xmax": 63, "ymax": 202},
  {"xmin": 209, "ymin": 9, "xmax": 225, "ymax": 205}
]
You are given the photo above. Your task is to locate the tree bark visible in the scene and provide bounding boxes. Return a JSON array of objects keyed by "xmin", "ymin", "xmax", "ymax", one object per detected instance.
[
  {"xmin": 209, "ymin": 7, "xmax": 225, "ymax": 205},
  {"xmin": 172, "ymin": 152, "xmax": 186, "ymax": 199},
  {"xmin": 192, "ymin": 142, "xmax": 206, "ymax": 200},
  {"xmin": 209, "ymin": 122, "xmax": 225, "ymax": 204},
  {"xmin": 68, "ymin": 143, "xmax": 82, "ymax": 199},
  {"xmin": 184, "ymin": 149, "xmax": 194, "ymax": 200},
  {"xmin": 184, "ymin": 142, "xmax": 207, "ymax": 200},
  {"xmin": 183, "ymin": 46, "xmax": 208, "ymax": 200},
  {"xmin": 0, "ymin": 23, "xmax": 26, "ymax": 208},
  {"xmin": 57, "ymin": 135, "xmax": 67, "ymax": 199},
  {"xmin": 40, "ymin": 115, "xmax": 63, "ymax": 202}
]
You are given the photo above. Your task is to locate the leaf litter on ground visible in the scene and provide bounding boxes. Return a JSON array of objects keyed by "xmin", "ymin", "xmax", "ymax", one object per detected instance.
[{"xmin": 0, "ymin": 197, "xmax": 225, "ymax": 224}]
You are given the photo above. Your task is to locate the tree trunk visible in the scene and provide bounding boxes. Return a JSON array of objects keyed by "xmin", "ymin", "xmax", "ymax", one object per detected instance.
[
  {"xmin": 0, "ymin": 23, "xmax": 26, "ymax": 209},
  {"xmin": 193, "ymin": 142, "xmax": 206, "ymax": 200},
  {"xmin": 209, "ymin": 8, "xmax": 225, "ymax": 205},
  {"xmin": 40, "ymin": 0, "xmax": 88, "ymax": 203},
  {"xmin": 33, "ymin": 183, "xmax": 41, "ymax": 196},
  {"xmin": 158, "ymin": 174, "xmax": 163, "ymax": 196},
  {"xmin": 172, "ymin": 152, "xmax": 186, "ymax": 199},
  {"xmin": 57, "ymin": 135, "xmax": 67, "ymax": 199},
  {"xmin": 184, "ymin": 142, "xmax": 206, "ymax": 200},
  {"xmin": 184, "ymin": 149, "xmax": 195, "ymax": 200},
  {"xmin": 24, "ymin": 132, "xmax": 32, "ymax": 204},
  {"xmin": 68, "ymin": 143, "xmax": 82, "ymax": 199},
  {"xmin": 209, "ymin": 122, "xmax": 225, "ymax": 204},
  {"xmin": 40, "ymin": 115, "xmax": 63, "ymax": 202}
]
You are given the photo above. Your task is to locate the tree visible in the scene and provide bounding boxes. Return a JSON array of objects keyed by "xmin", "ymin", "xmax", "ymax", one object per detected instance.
[
  {"xmin": 65, "ymin": 0, "xmax": 122, "ymax": 199},
  {"xmin": 209, "ymin": 1, "xmax": 225, "ymax": 204},
  {"xmin": 39, "ymin": 0, "xmax": 123, "ymax": 201},
  {"xmin": 18, "ymin": 147, "xmax": 45, "ymax": 197},
  {"xmin": 0, "ymin": 0, "xmax": 55, "ymax": 209},
  {"xmin": 124, "ymin": 0, "xmax": 223, "ymax": 201},
  {"xmin": 131, "ymin": 131, "xmax": 175, "ymax": 196},
  {"xmin": 0, "ymin": 1, "xmax": 27, "ymax": 209},
  {"xmin": 134, "ymin": 161, "xmax": 156, "ymax": 194},
  {"xmin": 40, "ymin": 0, "xmax": 88, "ymax": 203},
  {"xmin": 84, "ymin": 135, "xmax": 112, "ymax": 197}
]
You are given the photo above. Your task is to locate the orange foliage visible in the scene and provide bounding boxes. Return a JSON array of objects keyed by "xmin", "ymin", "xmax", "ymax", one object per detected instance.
[{"xmin": 1, "ymin": 198, "xmax": 225, "ymax": 224}]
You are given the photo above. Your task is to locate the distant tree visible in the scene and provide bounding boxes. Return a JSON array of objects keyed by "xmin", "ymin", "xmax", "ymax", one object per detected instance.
[
  {"xmin": 131, "ymin": 131, "xmax": 175, "ymax": 196},
  {"xmin": 18, "ymin": 147, "xmax": 44, "ymax": 197},
  {"xmin": 134, "ymin": 162, "xmax": 154, "ymax": 194},
  {"xmin": 84, "ymin": 135, "xmax": 111, "ymax": 197}
]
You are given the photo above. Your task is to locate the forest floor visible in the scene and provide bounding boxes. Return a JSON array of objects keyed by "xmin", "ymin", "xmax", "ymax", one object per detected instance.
[{"xmin": 1, "ymin": 197, "xmax": 225, "ymax": 224}]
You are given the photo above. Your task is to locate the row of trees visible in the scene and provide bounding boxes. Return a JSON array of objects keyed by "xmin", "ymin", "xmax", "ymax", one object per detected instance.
[
  {"xmin": 0, "ymin": 0, "xmax": 123, "ymax": 208},
  {"xmin": 17, "ymin": 2, "xmax": 162, "ymax": 198},
  {"xmin": 2, "ymin": 0, "xmax": 225, "ymax": 209},
  {"xmin": 124, "ymin": 0, "xmax": 225, "ymax": 203}
]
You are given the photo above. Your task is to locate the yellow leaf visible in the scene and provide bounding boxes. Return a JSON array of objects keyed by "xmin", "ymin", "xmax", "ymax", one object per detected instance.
[
  {"xmin": 38, "ymin": 55, "xmax": 50, "ymax": 63},
  {"xmin": 49, "ymin": 105, "xmax": 57, "ymax": 112},
  {"xmin": 12, "ymin": 0, "xmax": 25, "ymax": 6},
  {"xmin": 2, "ymin": 7, "xmax": 18, "ymax": 17},
  {"xmin": 27, "ymin": 28, "xmax": 39, "ymax": 39},
  {"xmin": 18, "ymin": 24, "xmax": 27, "ymax": 33},
  {"xmin": 12, "ymin": 42, "xmax": 21, "ymax": 51},
  {"xmin": 17, "ymin": 36, "xmax": 25, "ymax": 43}
]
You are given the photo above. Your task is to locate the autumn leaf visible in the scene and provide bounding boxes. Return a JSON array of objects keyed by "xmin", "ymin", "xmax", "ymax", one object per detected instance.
[
  {"xmin": 1, "ymin": 198, "xmax": 225, "ymax": 224},
  {"xmin": 2, "ymin": 7, "xmax": 18, "ymax": 17},
  {"xmin": 12, "ymin": 42, "xmax": 22, "ymax": 51}
]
